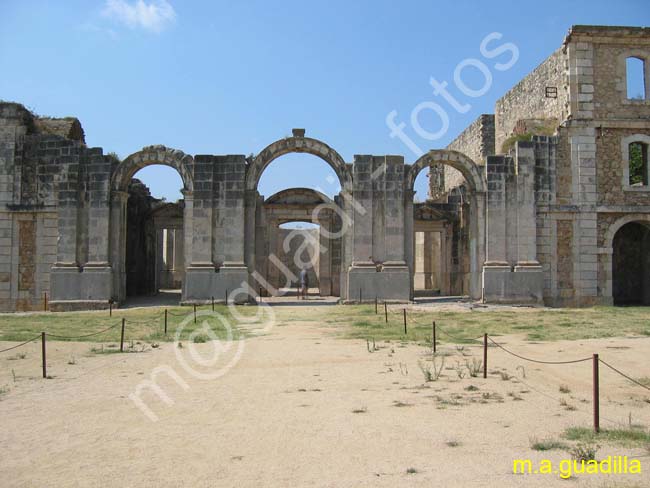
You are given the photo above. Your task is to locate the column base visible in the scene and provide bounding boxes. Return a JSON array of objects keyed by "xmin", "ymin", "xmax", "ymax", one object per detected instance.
[
  {"xmin": 182, "ymin": 264, "xmax": 252, "ymax": 304},
  {"xmin": 345, "ymin": 262, "xmax": 410, "ymax": 303},
  {"xmin": 482, "ymin": 264, "xmax": 543, "ymax": 304},
  {"xmin": 50, "ymin": 264, "xmax": 113, "ymax": 311}
]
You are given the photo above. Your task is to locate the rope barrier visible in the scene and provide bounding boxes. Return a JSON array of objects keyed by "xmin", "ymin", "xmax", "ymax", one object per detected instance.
[
  {"xmin": 598, "ymin": 358, "xmax": 650, "ymax": 392},
  {"xmin": 46, "ymin": 322, "xmax": 122, "ymax": 340},
  {"xmin": 487, "ymin": 336, "xmax": 592, "ymax": 365},
  {"xmin": 434, "ymin": 324, "xmax": 484, "ymax": 345},
  {"xmin": 0, "ymin": 334, "xmax": 41, "ymax": 354}
]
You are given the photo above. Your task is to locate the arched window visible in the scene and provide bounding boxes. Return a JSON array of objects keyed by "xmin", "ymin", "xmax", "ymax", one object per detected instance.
[
  {"xmin": 629, "ymin": 141, "xmax": 649, "ymax": 186},
  {"xmin": 626, "ymin": 57, "xmax": 646, "ymax": 100},
  {"xmin": 622, "ymin": 135, "xmax": 650, "ymax": 190}
]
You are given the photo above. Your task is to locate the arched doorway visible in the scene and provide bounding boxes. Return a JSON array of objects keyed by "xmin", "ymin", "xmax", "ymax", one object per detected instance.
[
  {"xmin": 404, "ymin": 150, "xmax": 486, "ymax": 300},
  {"xmin": 612, "ymin": 221, "xmax": 650, "ymax": 305},
  {"xmin": 109, "ymin": 145, "xmax": 194, "ymax": 304},
  {"xmin": 245, "ymin": 132, "xmax": 352, "ymax": 298},
  {"xmin": 258, "ymin": 188, "xmax": 340, "ymax": 296}
]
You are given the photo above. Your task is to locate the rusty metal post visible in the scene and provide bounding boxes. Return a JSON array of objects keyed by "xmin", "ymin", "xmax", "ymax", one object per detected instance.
[
  {"xmin": 433, "ymin": 321, "xmax": 436, "ymax": 353},
  {"xmin": 359, "ymin": 287, "xmax": 362, "ymax": 303},
  {"xmin": 384, "ymin": 302, "xmax": 388, "ymax": 323},
  {"xmin": 593, "ymin": 353, "xmax": 600, "ymax": 433},
  {"xmin": 211, "ymin": 296, "xmax": 214, "ymax": 311},
  {"xmin": 483, "ymin": 333, "xmax": 488, "ymax": 379},
  {"xmin": 375, "ymin": 296, "xmax": 378, "ymax": 314},
  {"xmin": 43, "ymin": 292, "xmax": 47, "ymax": 312},
  {"xmin": 109, "ymin": 301, "xmax": 112, "ymax": 317},
  {"xmin": 193, "ymin": 304, "xmax": 197, "ymax": 323},
  {"xmin": 164, "ymin": 309, "xmax": 168, "ymax": 335},
  {"xmin": 225, "ymin": 289, "xmax": 228, "ymax": 305},
  {"xmin": 41, "ymin": 332, "xmax": 46, "ymax": 378},
  {"xmin": 403, "ymin": 309, "xmax": 407, "ymax": 334},
  {"xmin": 120, "ymin": 318, "xmax": 125, "ymax": 352}
]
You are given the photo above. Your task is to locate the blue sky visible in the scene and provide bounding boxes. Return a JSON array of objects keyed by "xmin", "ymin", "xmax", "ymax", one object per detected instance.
[{"xmin": 1, "ymin": 1, "xmax": 649, "ymax": 201}]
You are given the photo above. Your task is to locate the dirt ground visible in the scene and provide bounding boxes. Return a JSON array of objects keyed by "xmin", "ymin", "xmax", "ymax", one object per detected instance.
[{"xmin": 1, "ymin": 307, "xmax": 649, "ymax": 487}]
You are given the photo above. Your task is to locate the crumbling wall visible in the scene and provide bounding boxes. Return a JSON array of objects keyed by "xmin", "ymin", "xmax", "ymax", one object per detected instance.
[{"xmin": 495, "ymin": 49, "xmax": 568, "ymax": 154}]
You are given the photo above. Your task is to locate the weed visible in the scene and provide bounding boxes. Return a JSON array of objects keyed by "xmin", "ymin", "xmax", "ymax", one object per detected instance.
[
  {"xmin": 559, "ymin": 384, "xmax": 571, "ymax": 394},
  {"xmin": 445, "ymin": 440, "xmax": 461, "ymax": 447},
  {"xmin": 393, "ymin": 401, "xmax": 413, "ymax": 408},
  {"xmin": 500, "ymin": 371, "xmax": 512, "ymax": 381},
  {"xmin": 67, "ymin": 355, "xmax": 76, "ymax": 365},
  {"xmin": 405, "ymin": 467, "xmax": 418, "ymax": 474},
  {"xmin": 465, "ymin": 358, "xmax": 483, "ymax": 377},
  {"xmin": 419, "ymin": 355, "xmax": 445, "ymax": 382},
  {"xmin": 530, "ymin": 437, "xmax": 568, "ymax": 451},
  {"xmin": 454, "ymin": 361, "xmax": 466, "ymax": 379},
  {"xmin": 569, "ymin": 442, "xmax": 599, "ymax": 462},
  {"xmin": 193, "ymin": 334, "xmax": 209, "ymax": 344},
  {"xmin": 464, "ymin": 385, "xmax": 479, "ymax": 391},
  {"xmin": 351, "ymin": 407, "xmax": 367, "ymax": 414}
]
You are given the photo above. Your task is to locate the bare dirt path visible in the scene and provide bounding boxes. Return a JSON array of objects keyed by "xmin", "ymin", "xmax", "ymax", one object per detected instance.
[{"xmin": 1, "ymin": 310, "xmax": 649, "ymax": 487}]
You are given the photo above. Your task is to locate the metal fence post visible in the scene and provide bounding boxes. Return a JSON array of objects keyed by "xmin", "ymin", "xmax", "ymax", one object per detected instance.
[
  {"xmin": 483, "ymin": 333, "xmax": 488, "ymax": 379},
  {"xmin": 433, "ymin": 321, "xmax": 436, "ymax": 353},
  {"xmin": 41, "ymin": 332, "xmax": 47, "ymax": 378},
  {"xmin": 593, "ymin": 353, "xmax": 600, "ymax": 433},
  {"xmin": 120, "ymin": 318, "xmax": 125, "ymax": 352}
]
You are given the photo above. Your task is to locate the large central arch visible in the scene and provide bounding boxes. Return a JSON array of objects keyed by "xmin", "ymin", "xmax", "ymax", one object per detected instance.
[
  {"xmin": 246, "ymin": 135, "xmax": 353, "ymax": 193},
  {"xmin": 244, "ymin": 134, "xmax": 351, "ymax": 298},
  {"xmin": 404, "ymin": 150, "xmax": 486, "ymax": 300}
]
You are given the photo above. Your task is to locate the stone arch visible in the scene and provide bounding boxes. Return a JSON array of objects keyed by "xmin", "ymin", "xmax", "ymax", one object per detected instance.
[
  {"xmin": 405, "ymin": 149, "xmax": 486, "ymax": 194},
  {"xmin": 603, "ymin": 214, "xmax": 650, "ymax": 250},
  {"xmin": 404, "ymin": 150, "xmax": 486, "ymax": 301},
  {"xmin": 600, "ymin": 214, "xmax": 650, "ymax": 305},
  {"xmin": 264, "ymin": 187, "xmax": 331, "ymax": 206},
  {"xmin": 111, "ymin": 145, "xmax": 194, "ymax": 192},
  {"xmin": 247, "ymin": 136, "xmax": 352, "ymax": 193},
  {"xmin": 109, "ymin": 145, "xmax": 193, "ymax": 304}
]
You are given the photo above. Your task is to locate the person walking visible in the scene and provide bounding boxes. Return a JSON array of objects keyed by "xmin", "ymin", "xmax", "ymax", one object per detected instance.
[{"xmin": 299, "ymin": 266, "xmax": 309, "ymax": 300}]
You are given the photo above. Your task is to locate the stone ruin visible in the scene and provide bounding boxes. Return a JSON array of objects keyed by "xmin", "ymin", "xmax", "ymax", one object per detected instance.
[{"xmin": 0, "ymin": 25, "xmax": 649, "ymax": 311}]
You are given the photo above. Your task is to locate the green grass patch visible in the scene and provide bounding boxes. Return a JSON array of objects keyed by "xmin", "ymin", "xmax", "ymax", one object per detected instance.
[
  {"xmin": 0, "ymin": 304, "xmax": 250, "ymax": 343},
  {"xmin": 563, "ymin": 426, "xmax": 650, "ymax": 448},
  {"xmin": 530, "ymin": 437, "xmax": 569, "ymax": 451}
]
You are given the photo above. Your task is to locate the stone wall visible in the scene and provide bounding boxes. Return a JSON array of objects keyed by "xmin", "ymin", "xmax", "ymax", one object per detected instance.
[
  {"xmin": 495, "ymin": 48, "xmax": 568, "ymax": 153},
  {"xmin": 446, "ymin": 114, "xmax": 495, "ymax": 166},
  {"xmin": 434, "ymin": 114, "xmax": 495, "ymax": 197}
]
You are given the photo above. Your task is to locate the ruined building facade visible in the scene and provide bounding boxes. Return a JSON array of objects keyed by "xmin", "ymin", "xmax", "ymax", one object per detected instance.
[{"xmin": 0, "ymin": 25, "xmax": 648, "ymax": 311}]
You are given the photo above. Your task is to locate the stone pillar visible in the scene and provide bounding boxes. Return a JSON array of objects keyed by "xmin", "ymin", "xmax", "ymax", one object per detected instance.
[{"xmin": 347, "ymin": 155, "xmax": 410, "ymax": 302}]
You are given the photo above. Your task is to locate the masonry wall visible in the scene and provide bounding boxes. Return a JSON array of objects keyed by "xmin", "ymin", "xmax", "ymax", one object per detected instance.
[
  {"xmin": 495, "ymin": 49, "xmax": 569, "ymax": 153},
  {"xmin": 446, "ymin": 114, "xmax": 495, "ymax": 166},
  {"xmin": 437, "ymin": 114, "xmax": 495, "ymax": 195}
]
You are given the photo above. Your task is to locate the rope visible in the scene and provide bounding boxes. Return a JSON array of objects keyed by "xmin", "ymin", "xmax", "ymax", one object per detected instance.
[
  {"xmin": 166, "ymin": 310, "xmax": 192, "ymax": 317},
  {"xmin": 599, "ymin": 358, "xmax": 650, "ymax": 392},
  {"xmin": 487, "ymin": 336, "xmax": 592, "ymax": 365},
  {"xmin": 435, "ymin": 324, "xmax": 484, "ymax": 345},
  {"xmin": 46, "ymin": 322, "xmax": 122, "ymax": 340},
  {"xmin": 120, "ymin": 318, "xmax": 161, "ymax": 326},
  {"xmin": 0, "ymin": 334, "xmax": 41, "ymax": 354}
]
